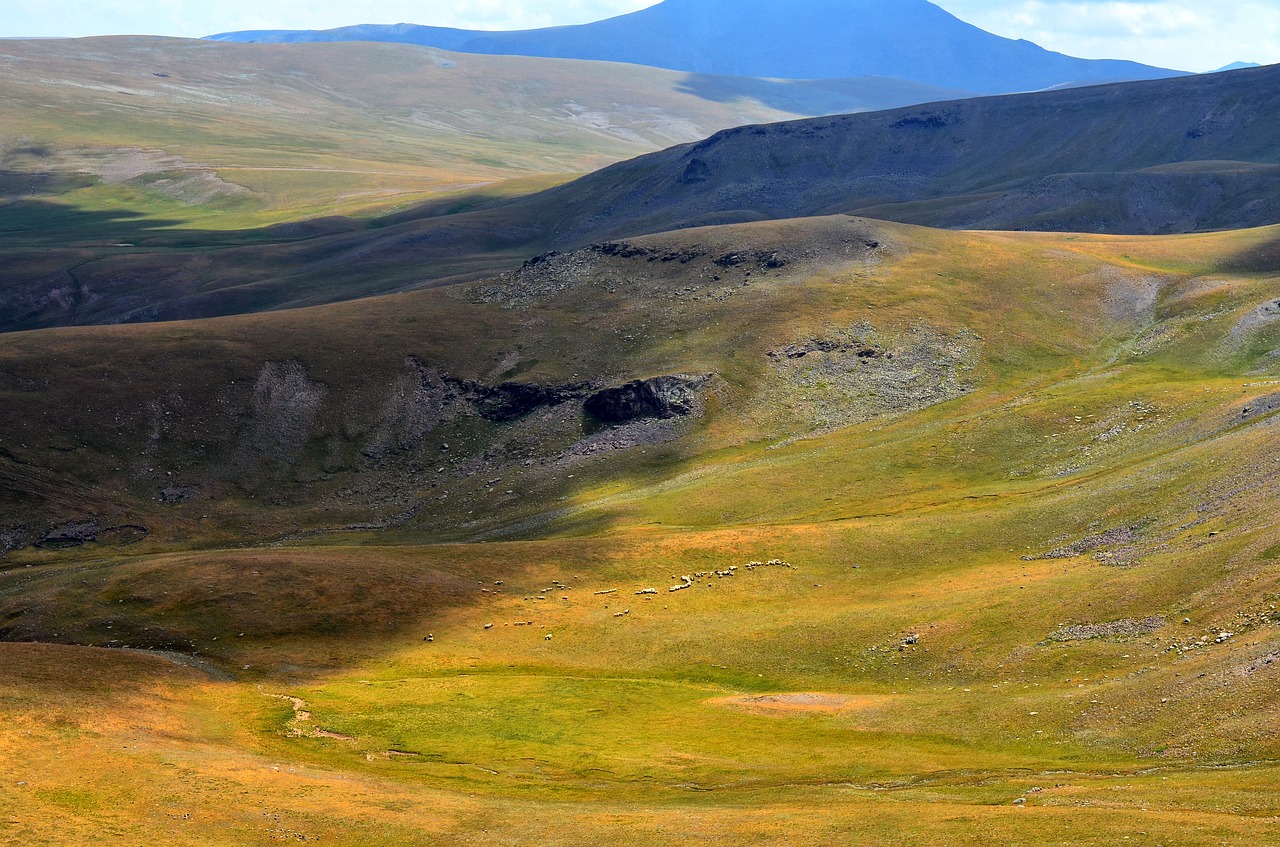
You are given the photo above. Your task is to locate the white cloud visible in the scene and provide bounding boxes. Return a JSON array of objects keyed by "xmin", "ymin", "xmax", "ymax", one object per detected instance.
[
  {"xmin": 2, "ymin": 0, "xmax": 1276, "ymax": 73},
  {"xmin": 934, "ymin": 0, "xmax": 1280, "ymax": 71}
]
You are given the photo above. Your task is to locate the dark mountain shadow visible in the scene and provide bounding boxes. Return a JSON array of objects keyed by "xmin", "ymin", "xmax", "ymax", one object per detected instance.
[
  {"xmin": 0, "ymin": 194, "xmax": 182, "ymax": 247},
  {"xmin": 0, "ymin": 171, "xmax": 371, "ymax": 249},
  {"xmin": 0, "ymin": 191, "xmax": 534, "ymax": 333}
]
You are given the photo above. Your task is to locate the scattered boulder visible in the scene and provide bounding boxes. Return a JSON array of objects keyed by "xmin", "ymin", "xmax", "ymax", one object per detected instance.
[
  {"xmin": 1024, "ymin": 522, "xmax": 1147, "ymax": 561},
  {"xmin": 1240, "ymin": 392, "xmax": 1280, "ymax": 423},
  {"xmin": 238, "ymin": 361, "xmax": 329, "ymax": 467},
  {"xmin": 1236, "ymin": 649, "xmax": 1280, "ymax": 677},
  {"xmin": 713, "ymin": 250, "xmax": 787, "ymax": 270},
  {"xmin": 762, "ymin": 323, "xmax": 980, "ymax": 434},
  {"xmin": 1047, "ymin": 616, "xmax": 1165, "ymax": 642},
  {"xmin": 1231, "ymin": 298, "xmax": 1280, "ymax": 339},
  {"xmin": 769, "ymin": 339, "xmax": 883, "ymax": 360},
  {"xmin": 0, "ymin": 526, "xmax": 30, "ymax": 556},
  {"xmin": 159, "ymin": 485, "xmax": 199, "ymax": 504}
]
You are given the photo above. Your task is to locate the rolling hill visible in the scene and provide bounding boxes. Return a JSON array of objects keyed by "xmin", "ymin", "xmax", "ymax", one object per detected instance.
[
  {"xmin": 209, "ymin": 0, "xmax": 1185, "ymax": 94},
  {"xmin": 0, "ymin": 35, "xmax": 967, "ymax": 235},
  {"xmin": 5, "ymin": 16, "xmax": 1280, "ymax": 842},
  {"xmin": 3, "ymin": 211, "xmax": 1280, "ymax": 845},
  {"xmin": 2, "ymin": 64, "xmax": 1277, "ymax": 334}
]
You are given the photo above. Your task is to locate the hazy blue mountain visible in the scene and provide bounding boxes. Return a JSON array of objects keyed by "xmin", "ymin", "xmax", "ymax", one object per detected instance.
[
  {"xmin": 209, "ymin": 0, "xmax": 1184, "ymax": 94},
  {"xmin": 1213, "ymin": 62, "xmax": 1262, "ymax": 72}
]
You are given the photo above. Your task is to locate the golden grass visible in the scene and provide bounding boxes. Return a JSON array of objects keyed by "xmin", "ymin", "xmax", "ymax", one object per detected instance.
[{"xmin": 4, "ymin": 217, "xmax": 1280, "ymax": 843}]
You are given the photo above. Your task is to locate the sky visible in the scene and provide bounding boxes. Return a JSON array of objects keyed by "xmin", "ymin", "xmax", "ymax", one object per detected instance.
[{"xmin": 0, "ymin": 0, "xmax": 1275, "ymax": 73}]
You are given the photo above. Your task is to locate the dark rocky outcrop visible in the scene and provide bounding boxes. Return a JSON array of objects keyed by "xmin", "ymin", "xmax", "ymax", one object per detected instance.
[
  {"xmin": 678, "ymin": 158, "xmax": 713, "ymax": 185},
  {"xmin": 769, "ymin": 339, "xmax": 884, "ymax": 360},
  {"xmin": 456, "ymin": 380, "xmax": 588, "ymax": 422},
  {"xmin": 36, "ymin": 520, "xmax": 99, "ymax": 549},
  {"xmin": 714, "ymin": 250, "xmax": 787, "ymax": 269},
  {"xmin": 585, "ymin": 375, "xmax": 710, "ymax": 425},
  {"xmin": 30, "ymin": 521, "xmax": 149, "ymax": 550}
]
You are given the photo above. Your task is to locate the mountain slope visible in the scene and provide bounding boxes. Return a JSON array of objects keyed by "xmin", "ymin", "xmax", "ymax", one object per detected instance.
[
  {"xmin": 3, "ymin": 64, "xmax": 1276, "ymax": 333},
  {"xmin": 0, "ymin": 36, "xmax": 968, "ymax": 235},
  {"xmin": 209, "ymin": 0, "xmax": 1184, "ymax": 94},
  {"xmin": 524, "ymin": 63, "xmax": 1280, "ymax": 241}
]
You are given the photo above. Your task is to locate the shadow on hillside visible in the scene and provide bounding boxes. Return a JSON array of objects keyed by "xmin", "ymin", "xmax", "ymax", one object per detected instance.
[
  {"xmin": 0, "ymin": 195, "xmax": 184, "ymax": 246},
  {"xmin": 1222, "ymin": 234, "xmax": 1280, "ymax": 274}
]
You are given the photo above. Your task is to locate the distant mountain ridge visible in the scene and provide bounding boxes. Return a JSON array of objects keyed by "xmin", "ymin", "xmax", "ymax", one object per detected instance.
[
  {"xmin": 209, "ymin": 0, "xmax": 1185, "ymax": 95},
  {"xmin": 518, "ymin": 64, "xmax": 1280, "ymax": 241}
]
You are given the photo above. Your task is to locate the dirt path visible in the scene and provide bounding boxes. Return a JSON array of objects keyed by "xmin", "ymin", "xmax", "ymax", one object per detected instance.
[{"xmin": 259, "ymin": 687, "xmax": 356, "ymax": 741}]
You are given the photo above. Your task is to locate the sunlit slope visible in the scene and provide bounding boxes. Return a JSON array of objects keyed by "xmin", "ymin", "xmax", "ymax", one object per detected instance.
[{"xmin": 3, "ymin": 219, "xmax": 1280, "ymax": 844}]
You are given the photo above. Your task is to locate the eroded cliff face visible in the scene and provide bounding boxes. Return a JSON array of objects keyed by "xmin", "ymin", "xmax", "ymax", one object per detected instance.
[
  {"xmin": 584, "ymin": 375, "xmax": 711, "ymax": 424},
  {"xmin": 1, "ymin": 321, "xmax": 989, "ymax": 550},
  {"xmin": 0, "ymin": 219, "xmax": 1001, "ymax": 552},
  {"xmin": 0, "ymin": 354, "xmax": 719, "ymax": 552},
  {"xmin": 238, "ymin": 361, "xmax": 330, "ymax": 468}
]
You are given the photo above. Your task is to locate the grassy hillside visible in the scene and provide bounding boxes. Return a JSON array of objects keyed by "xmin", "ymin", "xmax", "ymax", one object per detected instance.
[
  {"xmin": 2, "ymin": 215, "xmax": 1280, "ymax": 843},
  {"xmin": 4, "ymin": 63, "xmax": 1277, "ymax": 335},
  {"xmin": 0, "ymin": 35, "xmax": 967, "ymax": 233},
  {"xmin": 0, "ymin": 36, "xmax": 968, "ymax": 333}
]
